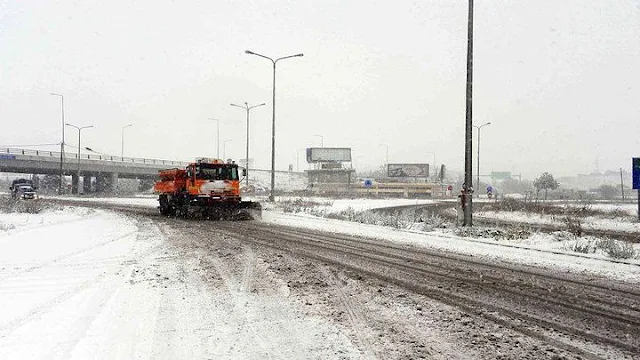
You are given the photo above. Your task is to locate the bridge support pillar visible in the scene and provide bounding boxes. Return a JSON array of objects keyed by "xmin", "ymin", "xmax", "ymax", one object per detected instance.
[
  {"xmin": 82, "ymin": 175, "xmax": 92, "ymax": 194},
  {"xmin": 71, "ymin": 174, "xmax": 79, "ymax": 195},
  {"xmin": 96, "ymin": 173, "xmax": 118, "ymax": 194},
  {"xmin": 110, "ymin": 173, "xmax": 119, "ymax": 194}
]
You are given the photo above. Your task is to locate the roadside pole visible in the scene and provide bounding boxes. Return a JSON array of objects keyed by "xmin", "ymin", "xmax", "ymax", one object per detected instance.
[{"xmin": 633, "ymin": 158, "xmax": 640, "ymax": 221}]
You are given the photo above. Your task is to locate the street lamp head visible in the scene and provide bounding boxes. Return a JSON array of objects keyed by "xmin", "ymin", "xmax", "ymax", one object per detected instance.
[
  {"xmin": 258, "ymin": 103, "xmax": 266, "ymax": 106},
  {"xmin": 294, "ymin": 53, "xmax": 304, "ymax": 57},
  {"xmin": 245, "ymin": 50, "xmax": 255, "ymax": 55}
]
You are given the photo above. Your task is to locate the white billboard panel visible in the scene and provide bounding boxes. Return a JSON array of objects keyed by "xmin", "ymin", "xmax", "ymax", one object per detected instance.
[
  {"xmin": 306, "ymin": 148, "xmax": 351, "ymax": 163},
  {"xmin": 387, "ymin": 163, "xmax": 429, "ymax": 177}
]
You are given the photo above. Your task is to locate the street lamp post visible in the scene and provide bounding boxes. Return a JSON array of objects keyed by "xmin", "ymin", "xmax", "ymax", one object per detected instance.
[
  {"xmin": 208, "ymin": 118, "xmax": 221, "ymax": 158},
  {"xmin": 231, "ymin": 102, "xmax": 266, "ymax": 187},
  {"xmin": 473, "ymin": 122, "xmax": 491, "ymax": 196},
  {"xmin": 314, "ymin": 134, "xmax": 324, "ymax": 147},
  {"xmin": 121, "ymin": 124, "xmax": 132, "ymax": 160},
  {"xmin": 65, "ymin": 123, "xmax": 93, "ymax": 194},
  {"xmin": 50, "ymin": 93, "xmax": 65, "ymax": 194},
  {"xmin": 245, "ymin": 49, "xmax": 304, "ymax": 202},
  {"xmin": 222, "ymin": 139, "xmax": 233, "ymax": 160}
]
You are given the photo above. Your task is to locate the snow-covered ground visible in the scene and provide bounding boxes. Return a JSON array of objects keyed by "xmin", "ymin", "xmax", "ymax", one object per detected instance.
[
  {"xmin": 0, "ymin": 207, "xmax": 361, "ymax": 359},
  {"xmin": 2, "ymin": 195, "xmax": 640, "ymax": 360},
  {"xmin": 34, "ymin": 195, "xmax": 640, "ymax": 283},
  {"xmin": 45, "ymin": 195, "xmax": 436, "ymax": 213},
  {"xmin": 261, "ymin": 211, "xmax": 640, "ymax": 283},
  {"xmin": 475, "ymin": 210, "xmax": 640, "ymax": 233},
  {"xmin": 571, "ymin": 202, "xmax": 639, "ymax": 216},
  {"xmin": 272, "ymin": 196, "xmax": 436, "ymax": 212}
]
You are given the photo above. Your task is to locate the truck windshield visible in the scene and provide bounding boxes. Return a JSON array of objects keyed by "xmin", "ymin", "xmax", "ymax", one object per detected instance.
[{"xmin": 196, "ymin": 165, "xmax": 238, "ymax": 181}]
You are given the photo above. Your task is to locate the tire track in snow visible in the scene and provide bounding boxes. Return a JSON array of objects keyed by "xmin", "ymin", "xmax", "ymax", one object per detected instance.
[
  {"xmin": 319, "ymin": 266, "xmax": 378, "ymax": 360},
  {"xmin": 240, "ymin": 246, "xmax": 255, "ymax": 293},
  {"xmin": 207, "ymin": 252, "xmax": 278, "ymax": 359},
  {"xmin": 55, "ymin": 220, "xmax": 166, "ymax": 359}
]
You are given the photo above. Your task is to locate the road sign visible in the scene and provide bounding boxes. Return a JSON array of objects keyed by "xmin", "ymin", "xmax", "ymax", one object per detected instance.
[
  {"xmin": 491, "ymin": 172, "xmax": 511, "ymax": 180},
  {"xmin": 486, "ymin": 186, "xmax": 493, "ymax": 193},
  {"xmin": 363, "ymin": 179, "xmax": 373, "ymax": 188},
  {"xmin": 633, "ymin": 158, "xmax": 640, "ymax": 190},
  {"xmin": 447, "ymin": 185, "xmax": 453, "ymax": 191}
]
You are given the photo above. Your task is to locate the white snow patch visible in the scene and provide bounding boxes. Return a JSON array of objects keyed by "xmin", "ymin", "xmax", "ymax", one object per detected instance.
[{"xmin": 260, "ymin": 211, "xmax": 640, "ymax": 283}]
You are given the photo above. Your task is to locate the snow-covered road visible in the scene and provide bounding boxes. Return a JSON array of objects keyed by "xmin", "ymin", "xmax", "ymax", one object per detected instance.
[{"xmin": 0, "ymin": 208, "xmax": 360, "ymax": 359}]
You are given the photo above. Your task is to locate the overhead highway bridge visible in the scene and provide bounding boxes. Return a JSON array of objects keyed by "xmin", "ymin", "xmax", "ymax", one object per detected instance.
[{"xmin": 0, "ymin": 147, "xmax": 187, "ymax": 194}]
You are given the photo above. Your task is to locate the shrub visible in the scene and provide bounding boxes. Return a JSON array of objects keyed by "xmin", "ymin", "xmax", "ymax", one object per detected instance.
[
  {"xmin": 454, "ymin": 226, "xmax": 530, "ymax": 241},
  {"xmin": 564, "ymin": 217, "xmax": 583, "ymax": 237},
  {"xmin": 563, "ymin": 240, "xmax": 596, "ymax": 254},
  {"xmin": 278, "ymin": 198, "xmax": 332, "ymax": 214},
  {"xmin": 596, "ymin": 239, "xmax": 637, "ymax": 259},
  {"xmin": 0, "ymin": 198, "xmax": 48, "ymax": 214}
]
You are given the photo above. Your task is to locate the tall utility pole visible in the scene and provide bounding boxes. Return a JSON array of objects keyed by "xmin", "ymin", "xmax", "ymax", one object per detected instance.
[
  {"xmin": 121, "ymin": 124, "xmax": 132, "ymax": 160},
  {"xmin": 463, "ymin": 0, "xmax": 475, "ymax": 226},
  {"xmin": 51, "ymin": 93, "xmax": 65, "ymax": 194},
  {"xmin": 474, "ymin": 122, "xmax": 491, "ymax": 196},
  {"xmin": 208, "ymin": 118, "xmax": 221, "ymax": 158},
  {"xmin": 230, "ymin": 102, "xmax": 266, "ymax": 187},
  {"xmin": 245, "ymin": 50, "xmax": 304, "ymax": 202},
  {"xmin": 65, "ymin": 123, "xmax": 93, "ymax": 194}
]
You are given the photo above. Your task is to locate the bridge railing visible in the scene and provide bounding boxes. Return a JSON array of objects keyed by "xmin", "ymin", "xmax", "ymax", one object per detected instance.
[{"xmin": 1, "ymin": 148, "xmax": 187, "ymax": 167}]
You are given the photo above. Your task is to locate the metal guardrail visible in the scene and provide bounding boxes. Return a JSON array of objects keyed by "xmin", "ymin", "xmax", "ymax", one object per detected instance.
[{"xmin": 1, "ymin": 147, "xmax": 188, "ymax": 167}]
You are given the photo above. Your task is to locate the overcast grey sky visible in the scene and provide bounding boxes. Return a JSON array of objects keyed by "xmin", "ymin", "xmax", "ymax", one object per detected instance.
[{"xmin": 1, "ymin": 0, "xmax": 638, "ymax": 179}]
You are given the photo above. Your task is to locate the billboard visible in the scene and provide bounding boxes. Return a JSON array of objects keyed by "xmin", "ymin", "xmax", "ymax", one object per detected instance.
[
  {"xmin": 306, "ymin": 148, "xmax": 351, "ymax": 163},
  {"xmin": 387, "ymin": 163, "xmax": 429, "ymax": 178},
  {"xmin": 633, "ymin": 158, "xmax": 640, "ymax": 190}
]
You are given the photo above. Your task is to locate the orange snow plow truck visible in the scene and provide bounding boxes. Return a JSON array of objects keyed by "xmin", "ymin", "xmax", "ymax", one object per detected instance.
[{"xmin": 153, "ymin": 157, "xmax": 261, "ymax": 220}]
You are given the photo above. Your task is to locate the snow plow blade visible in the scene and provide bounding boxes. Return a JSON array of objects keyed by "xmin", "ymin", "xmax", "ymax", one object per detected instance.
[{"xmin": 235, "ymin": 201, "xmax": 262, "ymax": 221}]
